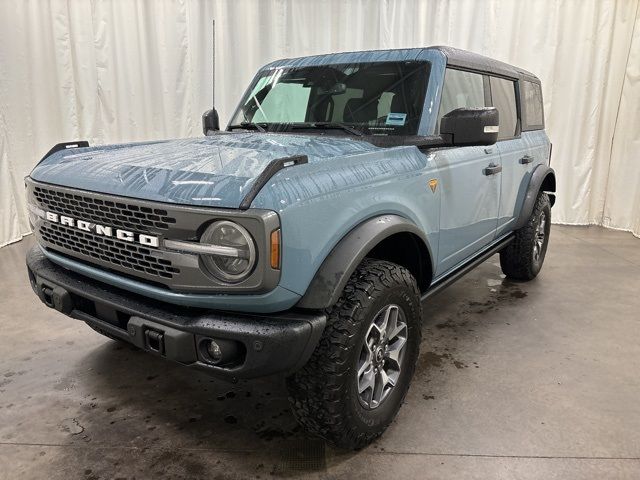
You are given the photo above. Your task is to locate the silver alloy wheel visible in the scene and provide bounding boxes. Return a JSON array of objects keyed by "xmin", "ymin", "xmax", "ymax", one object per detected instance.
[
  {"xmin": 357, "ymin": 304, "xmax": 408, "ymax": 410},
  {"xmin": 533, "ymin": 211, "xmax": 547, "ymax": 263}
]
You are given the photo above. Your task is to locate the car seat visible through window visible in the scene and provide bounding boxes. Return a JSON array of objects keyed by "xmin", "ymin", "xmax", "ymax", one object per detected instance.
[{"xmin": 344, "ymin": 98, "xmax": 378, "ymax": 124}]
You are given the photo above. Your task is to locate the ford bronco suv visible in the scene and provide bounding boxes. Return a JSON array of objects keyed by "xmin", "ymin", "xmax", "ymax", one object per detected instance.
[{"xmin": 25, "ymin": 46, "xmax": 554, "ymax": 449}]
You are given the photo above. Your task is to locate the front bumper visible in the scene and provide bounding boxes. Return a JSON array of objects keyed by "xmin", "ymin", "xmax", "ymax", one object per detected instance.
[{"xmin": 26, "ymin": 246, "xmax": 326, "ymax": 379}]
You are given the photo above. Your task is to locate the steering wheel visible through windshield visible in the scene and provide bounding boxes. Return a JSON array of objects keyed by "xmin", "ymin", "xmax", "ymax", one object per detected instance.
[{"xmin": 229, "ymin": 61, "xmax": 430, "ymax": 136}]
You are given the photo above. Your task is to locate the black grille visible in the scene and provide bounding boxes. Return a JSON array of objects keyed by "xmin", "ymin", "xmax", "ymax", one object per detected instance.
[
  {"xmin": 33, "ymin": 186, "xmax": 177, "ymax": 232},
  {"xmin": 40, "ymin": 223, "xmax": 180, "ymax": 279}
]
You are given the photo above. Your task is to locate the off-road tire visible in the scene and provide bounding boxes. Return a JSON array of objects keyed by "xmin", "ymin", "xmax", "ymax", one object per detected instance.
[
  {"xmin": 286, "ymin": 258, "xmax": 422, "ymax": 450},
  {"xmin": 500, "ymin": 192, "xmax": 551, "ymax": 280}
]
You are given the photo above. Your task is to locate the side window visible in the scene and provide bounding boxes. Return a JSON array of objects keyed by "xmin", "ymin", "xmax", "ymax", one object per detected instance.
[
  {"xmin": 489, "ymin": 77, "xmax": 518, "ymax": 139},
  {"xmin": 522, "ymin": 81, "xmax": 544, "ymax": 128},
  {"xmin": 438, "ymin": 69, "xmax": 486, "ymax": 132}
]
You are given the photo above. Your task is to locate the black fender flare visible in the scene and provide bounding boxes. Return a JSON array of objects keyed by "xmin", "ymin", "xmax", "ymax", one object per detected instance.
[
  {"xmin": 514, "ymin": 165, "xmax": 556, "ymax": 230},
  {"xmin": 296, "ymin": 215, "xmax": 432, "ymax": 310}
]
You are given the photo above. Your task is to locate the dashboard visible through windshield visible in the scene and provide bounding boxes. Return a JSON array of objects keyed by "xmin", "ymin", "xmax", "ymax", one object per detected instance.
[{"xmin": 229, "ymin": 61, "xmax": 430, "ymax": 136}]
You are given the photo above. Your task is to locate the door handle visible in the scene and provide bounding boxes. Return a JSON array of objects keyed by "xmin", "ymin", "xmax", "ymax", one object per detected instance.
[
  {"xmin": 519, "ymin": 155, "xmax": 534, "ymax": 164},
  {"xmin": 483, "ymin": 163, "xmax": 502, "ymax": 176}
]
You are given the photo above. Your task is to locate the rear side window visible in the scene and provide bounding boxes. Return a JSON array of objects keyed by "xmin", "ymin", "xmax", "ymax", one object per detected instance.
[
  {"xmin": 489, "ymin": 77, "xmax": 518, "ymax": 140},
  {"xmin": 438, "ymin": 69, "xmax": 486, "ymax": 133},
  {"xmin": 522, "ymin": 81, "xmax": 544, "ymax": 129}
]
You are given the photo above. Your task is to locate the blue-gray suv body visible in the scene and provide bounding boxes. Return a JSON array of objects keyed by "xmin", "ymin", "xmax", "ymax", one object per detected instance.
[{"xmin": 26, "ymin": 46, "xmax": 555, "ymax": 449}]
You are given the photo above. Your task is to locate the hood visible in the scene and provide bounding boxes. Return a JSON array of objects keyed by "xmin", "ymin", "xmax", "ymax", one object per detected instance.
[{"xmin": 30, "ymin": 133, "xmax": 381, "ymax": 209}]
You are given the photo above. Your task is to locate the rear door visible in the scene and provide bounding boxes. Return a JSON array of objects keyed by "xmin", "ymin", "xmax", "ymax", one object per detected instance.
[
  {"xmin": 434, "ymin": 68, "xmax": 501, "ymax": 275},
  {"xmin": 490, "ymin": 76, "xmax": 533, "ymax": 235}
]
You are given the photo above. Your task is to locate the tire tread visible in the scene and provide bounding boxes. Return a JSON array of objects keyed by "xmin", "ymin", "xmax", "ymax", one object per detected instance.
[
  {"xmin": 287, "ymin": 258, "xmax": 421, "ymax": 449},
  {"xmin": 500, "ymin": 192, "xmax": 551, "ymax": 280}
]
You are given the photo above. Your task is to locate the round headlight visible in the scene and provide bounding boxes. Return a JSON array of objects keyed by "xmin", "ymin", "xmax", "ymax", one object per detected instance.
[{"xmin": 200, "ymin": 220, "xmax": 256, "ymax": 283}]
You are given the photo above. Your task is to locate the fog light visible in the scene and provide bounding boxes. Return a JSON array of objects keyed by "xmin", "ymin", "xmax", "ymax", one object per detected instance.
[
  {"xmin": 198, "ymin": 337, "xmax": 244, "ymax": 367},
  {"xmin": 205, "ymin": 339, "xmax": 223, "ymax": 363}
]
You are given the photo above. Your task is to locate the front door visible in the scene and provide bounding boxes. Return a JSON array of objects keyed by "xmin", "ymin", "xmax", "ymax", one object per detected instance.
[
  {"xmin": 433, "ymin": 68, "xmax": 501, "ymax": 276},
  {"xmin": 434, "ymin": 146, "xmax": 501, "ymax": 275}
]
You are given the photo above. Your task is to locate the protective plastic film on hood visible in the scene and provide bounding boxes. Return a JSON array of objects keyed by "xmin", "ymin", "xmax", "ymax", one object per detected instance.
[{"xmin": 30, "ymin": 133, "xmax": 380, "ymax": 208}]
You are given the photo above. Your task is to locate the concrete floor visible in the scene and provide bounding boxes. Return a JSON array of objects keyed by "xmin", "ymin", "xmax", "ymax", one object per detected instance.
[{"xmin": 1, "ymin": 226, "xmax": 639, "ymax": 479}]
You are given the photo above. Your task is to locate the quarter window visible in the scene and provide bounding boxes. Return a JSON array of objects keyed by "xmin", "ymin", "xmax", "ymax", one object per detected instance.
[
  {"xmin": 489, "ymin": 77, "xmax": 518, "ymax": 139},
  {"xmin": 438, "ymin": 69, "xmax": 486, "ymax": 132},
  {"xmin": 522, "ymin": 81, "xmax": 544, "ymax": 128}
]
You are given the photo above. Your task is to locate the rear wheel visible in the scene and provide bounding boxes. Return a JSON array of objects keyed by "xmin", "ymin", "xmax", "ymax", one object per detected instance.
[
  {"xmin": 500, "ymin": 192, "xmax": 551, "ymax": 280},
  {"xmin": 287, "ymin": 259, "xmax": 422, "ymax": 449}
]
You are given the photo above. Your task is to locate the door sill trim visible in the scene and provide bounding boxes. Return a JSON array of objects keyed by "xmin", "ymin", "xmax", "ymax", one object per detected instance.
[{"xmin": 422, "ymin": 233, "xmax": 514, "ymax": 301}]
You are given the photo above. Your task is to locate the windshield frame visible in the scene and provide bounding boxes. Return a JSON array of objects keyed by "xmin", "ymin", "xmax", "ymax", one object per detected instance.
[{"xmin": 228, "ymin": 60, "xmax": 432, "ymax": 138}]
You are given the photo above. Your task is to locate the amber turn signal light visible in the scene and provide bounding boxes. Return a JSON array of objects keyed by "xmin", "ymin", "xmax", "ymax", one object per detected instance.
[{"xmin": 270, "ymin": 229, "xmax": 281, "ymax": 269}]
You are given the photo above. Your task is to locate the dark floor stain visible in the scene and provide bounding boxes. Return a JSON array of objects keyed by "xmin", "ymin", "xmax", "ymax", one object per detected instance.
[
  {"xmin": 224, "ymin": 415, "xmax": 237, "ymax": 424},
  {"xmin": 422, "ymin": 394, "xmax": 435, "ymax": 400},
  {"xmin": 419, "ymin": 351, "xmax": 451, "ymax": 369},
  {"xmin": 255, "ymin": 427, "xmax": 289, "ymax": 441},
  {"xmin": 436, "ymin": 319, "xmax": 468, "ymax": 330},
  {"xmin": 253, "ymin": 420, "xmax": 301, "ymax": 441},
  {"xmin": 418, "ymin": 350, "xmax": 473, "ymax": 373}
]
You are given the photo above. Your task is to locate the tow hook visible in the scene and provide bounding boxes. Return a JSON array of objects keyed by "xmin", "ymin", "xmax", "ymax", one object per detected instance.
[
  {"xmin": 144, "ymin": 329, "xmax": 165, "ymax": 355},
  {"xmin": 39, "ymin": 282, "xmax": 73, "ymax": 314}
]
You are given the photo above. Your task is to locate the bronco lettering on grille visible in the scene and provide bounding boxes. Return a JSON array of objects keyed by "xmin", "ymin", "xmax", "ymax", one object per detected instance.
[{"xmin": 44, "ymin": 211, "xmax": 159, "ymax": 247}]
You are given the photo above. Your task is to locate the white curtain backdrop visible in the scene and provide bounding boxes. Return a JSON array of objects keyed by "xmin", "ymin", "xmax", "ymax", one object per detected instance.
[{"xmin": 1, "ymin": 0, "xmax": 639, "ymax": 247}]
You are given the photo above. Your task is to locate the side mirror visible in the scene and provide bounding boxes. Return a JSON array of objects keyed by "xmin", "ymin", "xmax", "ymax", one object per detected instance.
[
  {"xmin": 202, "ymin": 109, "xmax": 220, "ymax": 135},
  {"xmin": 440, "ymin": 107, "xmax": 499, "ymax": 146}
]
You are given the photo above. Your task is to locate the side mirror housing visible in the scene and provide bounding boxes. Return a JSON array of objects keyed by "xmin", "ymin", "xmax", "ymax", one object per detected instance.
[
  {"xmin": 440, "ymin": 107, "xmax": 499, "ymax": 146},
  {"xmin": 202, "ymin": 109, "xmax": 220, "ymax": 135}
]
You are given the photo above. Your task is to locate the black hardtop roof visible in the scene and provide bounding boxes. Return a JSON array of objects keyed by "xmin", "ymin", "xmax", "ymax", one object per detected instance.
[
  {"xmin": 264, "ymin": 45, "xmax": 541, "ymax": 84},
  {"xmin": 429, "ymin": 46, "xmax": 540, "ymax": 83}
]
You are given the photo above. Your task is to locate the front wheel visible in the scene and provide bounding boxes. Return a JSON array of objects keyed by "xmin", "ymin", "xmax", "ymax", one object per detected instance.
[
  {"xmin": 500, "ymin": 192, "xmax": 552, "ymax": 281},
  {"xmin": 286, "ymin": 259, "xmax": 422, "ymax": 449}
]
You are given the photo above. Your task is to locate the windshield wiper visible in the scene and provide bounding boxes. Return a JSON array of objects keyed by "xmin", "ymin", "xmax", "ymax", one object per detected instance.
[
  {"xmin": 290, "ymin": 122, "xmax": 364, "ymax": 137},
  {"xmin": 228, "ymin": 121, "xmax": 267, "ymax": 133}
]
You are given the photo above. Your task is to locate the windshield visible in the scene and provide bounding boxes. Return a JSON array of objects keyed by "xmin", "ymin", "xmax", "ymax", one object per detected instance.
[{"xmin": 229, "ymin": 61, "xmax": 430, "ymax": 136}]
